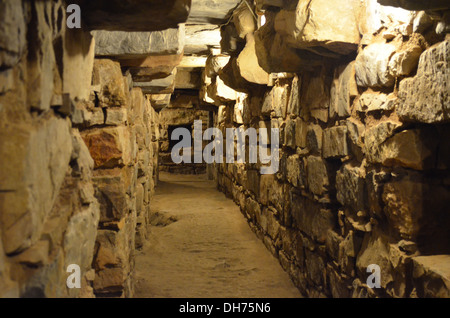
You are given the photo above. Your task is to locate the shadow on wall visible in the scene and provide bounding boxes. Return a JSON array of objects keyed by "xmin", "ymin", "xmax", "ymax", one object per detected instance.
[{"xmin": 416, "ymin": 126, "xmax": 450, "ymax": 255}]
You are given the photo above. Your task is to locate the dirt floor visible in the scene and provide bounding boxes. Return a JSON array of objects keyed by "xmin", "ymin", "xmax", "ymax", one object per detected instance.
[{"xmin": 134, "ymin": 172, "xmax": 302, "ymax": 298}]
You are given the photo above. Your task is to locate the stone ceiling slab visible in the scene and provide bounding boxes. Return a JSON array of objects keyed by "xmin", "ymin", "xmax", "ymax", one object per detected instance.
[
  {"xmin": 188, "ymin": 0, "xmax": 241, "ymax": 24},
  {"xmin": 179, "ymin": 56, "xmax": 209, "ymax": 68},
  {"xmin": 185, "ymin": 24, "xmax": 222, "ymax": 55},
  {"xmin": 134, "ymin": 72, "xmax": 177, "ymax": 94},
  {"xmin": 377, "ymin": 0, "xmax": 450, "ymax": 11},
  {"xmin": 119, "ymin": 54, "xmax": 184, "ymax": 81},
  {"xmin": 149, "ymin": 94, "xmax": 172, "ymax": 110},
  {"xmin": 77, "ymin": 0, "xmax": 191, "ymax": 31},
  {"xmin": 93, "ymin": 27, "xmax": 185, "ymax": 58}
]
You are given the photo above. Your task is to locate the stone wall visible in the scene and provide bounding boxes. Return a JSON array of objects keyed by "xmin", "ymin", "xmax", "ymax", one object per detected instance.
[
  {"xmin": 211, "ymin": 0, "xmax": 450, "ymax": 298},
  {"xmin": 0, "ymin": 1, "xmax": 159, "ymax": 298},
  {"xmin": 0, "ymin": 0, "xmax": 98, "ymax": 297},
  {"xmin": 80, "ymin": 59, "xmax": 159, "ymax": 297}
]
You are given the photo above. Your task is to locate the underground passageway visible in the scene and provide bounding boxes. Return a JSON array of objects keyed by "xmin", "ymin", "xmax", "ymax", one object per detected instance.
[
  {"xmin": 134, "ymin": 173, "xmax": 301, "ymax": 298},
  {"xmin": 0, "ymin": 0, "xmax": 449, "ymax": 299}
]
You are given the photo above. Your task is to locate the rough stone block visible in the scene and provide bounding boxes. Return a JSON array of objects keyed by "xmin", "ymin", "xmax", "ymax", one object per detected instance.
[
  {"xmin": 303, "ymin": 72, "xmax": 330, "ymax": 123},
  {"xmin": 233, "ymin": 1, "xmax": 256, "ymax": 38},
  {"xmin": 382, "ymin": 175, "xmax": 424, "ymax": 240},
  {"xmin": 287, "ymin": 75, "xmax": 301, "ymax": 116},
  {"xmin": 291, "ymin": 193, "xmax": 335, "ymax": 243},
  {"xmin": 149, "ymin": 94, "xmax": 171, "ymax": 111},
  {"xmin": 260, "ymin": 174, "xmax": 275, "ymax": 206},
  {"xmin": 236, "ymin": 34, "xmax": 270, "ymax": 85},
  {"xmin": 306, "ymin": 156, "xmax": 330, "ymax": 196},
  {"xmin": 64, "ymin": 204, "xmax": 100, "ymax": 272},
  {"xmin": 92, "ymin": 59, "xmax": 128, "ymax": 108},
  {"xmin": 285, "ymin": 120, "xmax": 296, "ymax": 148},
  {"xmin": 124, "ymin": 53, "xmax": 183, "ymax": 81},
  {"xmin": 26, "ymin": 1, "xmax": 62, "ymax": 111},
  {"xmin": 286, "ymin": 155, "xmax": 301, "ymax": 187},
  {"xmin": 274, "ymin": 0, "xmax": 360, "ymax": 55},
  {"xmin": 295, "ymin": 118, "xmax": 308, "ymax": 149},
  {"xmin": 356, "ymin": 232, "xmax": 394, "ymax": 289},
  {"xmin": 0, "ymin": 0, "xmax": 26, "ymax": 68},
  {"xmin": 207, "ymin": 76, "xmax": 239, "ymax": 103},
  {"xmin": 397, "ymin": 40, "xmax": 450, "ymax": 123},
  {"xmin": 82, "ymin": 127, "xmax": 132, "ymax": 169},
  {"xmin": 0, "ymin": 117, "xmax": 73, "ymax": 254},
  {"xmin": 379, "ymin": 129, "xmax": 437, "ymax": 170},
  {"xmin": 84, "ymin": 108, "xmax": 106, "ymax": 127},
  {"xmin": 326, "ymin": 230, "xmax": 344, "ymax": 261},
  {"xmin": 106, "ymin": 108, "xmax": 128, "ymax": 126},
  {"xmin": 364, "ymin": 120, "xmax": 402, "ymax": 163},
  {"xmin": 64, "ymin": 29, "xmax": 96, "ymax": 102},
  {"xmin": 338, "ymin": 231, "xmax": 363, "ymax": 276},
  {"xmin": 388, "ymin": 42, "xmax": 423, "ymax": 77},
  {"xmin": 306, "ymin": 124, "xmax": 323, "ymax": 155},
  {"xmin": 336, "ymin": 163, "xmax": 366, "ymax": 213},
  {"xmin": 94, "ymin": 173, "xmax": 130, "ymax": 224},
  {"xmin": 330, "ymin": 61, "xmax": 358, "ymax": 118},
  {"xmin": 355, "ymin": 43, "xmax": 397, "ymax": 88},
  {"xmin": 175, "ymin": 68, "xmax": 202, "ymax": 90},
  {"xmin": 323, "ymin": 126, "xmax": 348, "ymax": 159},
  {"xmin": 357, "ymin": 91, "xmax": 396, "ymax": 113},
  {"xmin": 133, "ymin": 72, "xmax": 176, "ymax": 94},
  {"xmin": 94, "ymin": 267, "xmax": 125, "ymax": 295},
  {"xmin": 255, "ymin": 24, "xmax": 324, "ymax": 73}
]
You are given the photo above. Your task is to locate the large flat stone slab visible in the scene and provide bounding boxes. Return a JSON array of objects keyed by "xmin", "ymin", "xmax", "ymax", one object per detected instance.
[
  {"xmin": 134, "ymin": 72, "xmax": 177, "ymax": 94},
  {"xmin": 120, "ymin": 54, "xmax": 184, "ymax": 82},
  {"xmin": 188, "ymin": 0, "xmax": 241, "ymax": 24},
  {"xmin": 185, "ymin": 24, "xmax": 221, "ymax": 55},
  {"xmin": 93, "ymin": 27, "xmax": 185, "ymax": 58},
  {"xmin": 377, "ymin": 0, "xmax": 450, "ymax": 10},
  {"xmin": 179, "ymin": 55, "xmax": 208, "ymax": 68},
  {"xmin": 78, "ymin": 0, "xmax": 191, "ymax": 31}
]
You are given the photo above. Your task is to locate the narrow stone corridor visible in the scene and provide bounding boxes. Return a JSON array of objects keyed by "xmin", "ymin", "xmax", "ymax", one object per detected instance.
[
  {"xmin": 1, "ymin": 0, "xmax": 450, "ymax": 299},
  {"xmin": 135, "ymin": 172, "xmax": 301, "ymax": 298}
]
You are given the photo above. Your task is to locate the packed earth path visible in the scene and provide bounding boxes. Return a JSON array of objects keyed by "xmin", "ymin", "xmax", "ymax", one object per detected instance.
[{"xmin": 134, "ymin": 172, "xmax": 302, "ymax": 298}]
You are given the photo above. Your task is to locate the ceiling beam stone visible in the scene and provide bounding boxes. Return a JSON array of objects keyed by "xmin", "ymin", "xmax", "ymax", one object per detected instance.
[
  {"xmin": 377, "ymin": 0, "xmax": 450, "ymax": 11},
  {"xmin": 76, "ymin": 0, "xmax": 192, "ymax": 31},
  {"xmin": 188, "ymin": 0, "xmax": 241, "ymax": 24},
  {"xmin": 93, "ymin": 27, "xmax": 185, "ymax": 58},
  {"xmin": 185, "ymin": 24, "xmax": 221, "ymax": 55},
  {"xmin": 134, "ymin": 72, "xmax": 177, "ymax": 94}
]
